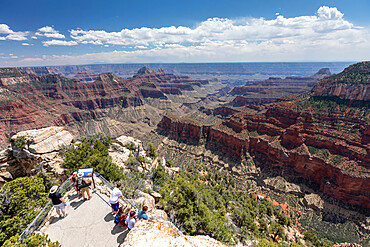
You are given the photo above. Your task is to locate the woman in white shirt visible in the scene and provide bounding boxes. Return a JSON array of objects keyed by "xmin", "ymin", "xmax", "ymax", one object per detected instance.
[{"xmin": 125, "ymin": 211, "xmax": 137, "ymax": 230}]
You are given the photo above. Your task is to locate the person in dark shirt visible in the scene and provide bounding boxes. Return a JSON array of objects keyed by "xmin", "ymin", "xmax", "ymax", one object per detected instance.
[
  {"xmin": 138, "ymin": 206, "xmax": 148, "ymax": 220},
  {"xmin": 49, "ymin": 186, "xmax": 67, "ymax": 218}
]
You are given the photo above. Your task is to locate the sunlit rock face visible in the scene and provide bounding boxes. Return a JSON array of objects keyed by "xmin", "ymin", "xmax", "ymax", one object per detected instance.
[
  {"xmin": 121, "ymin": 217, "xmax": 226, "ymax": 247},
  {"xmin": 0, "ymin": 126, "xmax": 74, "ymax": 185}
]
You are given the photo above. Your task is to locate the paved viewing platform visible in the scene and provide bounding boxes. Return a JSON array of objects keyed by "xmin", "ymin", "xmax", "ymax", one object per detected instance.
[{"xmin": 44, "ymin": 190, "xmax": 129, "ymax": 247}]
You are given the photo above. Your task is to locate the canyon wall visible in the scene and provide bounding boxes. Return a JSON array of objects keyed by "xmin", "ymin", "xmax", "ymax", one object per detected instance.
[{"xmin": 157, "ymin": 104, "xmax": 370, "ymax": 209}]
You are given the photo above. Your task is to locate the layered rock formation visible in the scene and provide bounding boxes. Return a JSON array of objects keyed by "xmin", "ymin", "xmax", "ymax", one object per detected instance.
[
  {"xmin": 229, "ymin": 68, "xmax": 331, "ymax": 106},
  {"xmin": 0, "ymin": 67, "xmax": 216, "ymax": 148},
  {"xmin": 0, "ymin": 126, "xmax": 73, "ymax": 185},
  {"xmin": 156, "ymin": 62, "xmax": 370, "ymax": 210}
]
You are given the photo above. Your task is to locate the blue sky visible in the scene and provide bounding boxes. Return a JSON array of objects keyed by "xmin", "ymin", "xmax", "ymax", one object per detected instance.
[{"xmin": 0, "ymin": 0, "xmax": 369, "ymax": 66}]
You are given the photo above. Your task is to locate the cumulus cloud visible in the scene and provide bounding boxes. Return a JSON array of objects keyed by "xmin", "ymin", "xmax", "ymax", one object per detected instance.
[
  {"xmin": 36, "ymin": 26, "xmax": 65, "ymax": 39},
  {"xmin": 68, "ymin": 6, "xmax": 359, "ymax": 48},
  {"xmin": 0, "ymin": 24, "xmax": 28, "ymax": 41},
  {"xmin": 0, "ymin": 24, "xmax": 13, "ymax": 34},
  {"xmin": 42, "ymin": 40, "xmax": 78, "ymax": 46},
  {"xmin": 2, "ymin": 6, "xmax": 370, "ymax": 66}
]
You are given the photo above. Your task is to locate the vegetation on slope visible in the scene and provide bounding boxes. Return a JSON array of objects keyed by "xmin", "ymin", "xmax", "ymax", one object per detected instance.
[
  {"xmin": 322, "ymin": 61, "xmax": 370, "ymax": 84},
  {"xmin": 3, "ymin": 233, "xmax": 61, "ymax": 247},
  {"xmin": 0, "ymin": 175, "xmax": 54, "ymax": 246},
  {"xmin": 152, "ymin": 164, "xmax": 331, "ymax": 246}
]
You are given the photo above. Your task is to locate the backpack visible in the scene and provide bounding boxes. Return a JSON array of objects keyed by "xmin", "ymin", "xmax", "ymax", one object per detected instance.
[
  {"xmin": 78, "ymin": 178, "xmax": 91, "ymax": 189},
  {"xmin": 114, "ymin": 213, "xmax": 122, "ymax": 225}
]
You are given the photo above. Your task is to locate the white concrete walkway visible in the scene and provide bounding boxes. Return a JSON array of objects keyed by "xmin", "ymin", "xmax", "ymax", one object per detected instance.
[{"xmin": 44, "ymin": 191, "xmax": 129, "ymax": 247}]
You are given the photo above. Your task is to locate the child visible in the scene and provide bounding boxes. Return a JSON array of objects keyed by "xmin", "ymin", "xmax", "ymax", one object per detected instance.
[{"xmin": 118, "ymin": 205, "xmax": 130, "ymax": 227}]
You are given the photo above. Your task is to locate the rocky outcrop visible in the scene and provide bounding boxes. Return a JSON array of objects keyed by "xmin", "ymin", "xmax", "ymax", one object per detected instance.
[
  {"xmin": 122, "ymin": 219, "xmax": 226, "ymax": 247},
  {"xmin": 0, "ymin": 126, "xmax": 73, "ymax": 185}
]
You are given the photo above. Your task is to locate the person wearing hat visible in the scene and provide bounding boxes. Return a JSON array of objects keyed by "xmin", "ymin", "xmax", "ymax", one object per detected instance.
[{"xmin": 49, "ymin": 186, "xmax": 67, "ymax": 218}]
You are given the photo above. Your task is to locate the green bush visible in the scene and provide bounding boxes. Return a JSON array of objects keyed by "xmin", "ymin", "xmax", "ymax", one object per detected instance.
[
  {"xmin": 4, "ymin": 233, "xmax": 61, "ymax": 247},
  {"xmin": 147, "ymin": 142, "xmax": 158, "ymax": 158},
  {"xmin": 125, "ymin": 143, "xmax": 136, "ymax": 151},
  {"xmin": 0, "ymin": 176, "xmax": 50, "ymax": 245},
  {"xmin": 119, "ymin": 171, "xmax": 147, "ymax": 198},
  {"xmin": 14, "ymin": 136, "xmax": 26, "ymax": 150},
  {"xmin": 165, "ymin": 159, "xmax": 175, "ymax": 167},
  {"xmin": 63, "ymin": 137, "xmax": 123, "ymax": 181},
  {"xmin": 154, "ymin": 164, "xmax": 304, "ymax": 245}
]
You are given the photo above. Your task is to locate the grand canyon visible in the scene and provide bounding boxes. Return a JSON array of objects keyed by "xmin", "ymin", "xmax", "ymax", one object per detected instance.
[{"xmin": 0, "ymin": 61, "xmax": 369, "ymax": 246}]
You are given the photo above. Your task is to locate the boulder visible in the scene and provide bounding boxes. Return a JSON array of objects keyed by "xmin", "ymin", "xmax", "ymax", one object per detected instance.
[
  {"xmin": 0, "ymin": 149, "xmax": 9, "ymax": 162},
  {"xmin": 132, "ymin": 191, "xmax": 155, "ymax": 212},
  {"xmin": 0, "ymin": 171, "xmax": 13, "ymax": 181},
  {"xmin": 149, "ymin": 209, "xmax": 168, "ymax": 221},
  {"xmin": 150, "ymin": 191, "xmax": 162, "ymax": 204},
  {"xmin": 12, "ymin": 126, "xmax": 73, "ymax": 154},
  {"xmin": 303, "ymin": 193, "xmax": 324, "ymax": 211},
  {"xmin": 116, "ymin": 135, "xmax": 142, "ymax": 149}
]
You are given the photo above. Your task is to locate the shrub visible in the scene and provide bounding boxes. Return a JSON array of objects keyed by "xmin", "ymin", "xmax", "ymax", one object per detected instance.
[
  {"xmin": 63, "ymin": 137, "xmax": 123, "ymax": 181},
  {"xmin": 0, "ymin": 176, "xmax": 50, "ymax": 245},
  {"xmin": 147, "ymin": 142, "xmax": 158, "ymax": 158},
  {"xmin": 125, "ymin": 143, "xmax": 136, "ymax": 151},
  {"xmin": 14, "ymin": 136, "xmax": 26, "ymax": 150},
  {"xmin": 165, "ymin": 159, "xmax": 175, "ymax": 167},
  {"xmin": 3, "ymin": 233, "xmax": 61, "ymax": 247}
]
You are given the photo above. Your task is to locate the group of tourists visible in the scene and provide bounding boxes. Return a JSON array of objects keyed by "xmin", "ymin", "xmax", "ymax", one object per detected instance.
[
  {"xmin": 48, "ymin": 172, "xmax": 93, "ymax": 219},
  {"xmin": 48, "ymin": 173, "xmax": 148, "ymax": 232},
  {"xmin": 110, "ymin": 182, "xmax": 148, "ymax": 230}
]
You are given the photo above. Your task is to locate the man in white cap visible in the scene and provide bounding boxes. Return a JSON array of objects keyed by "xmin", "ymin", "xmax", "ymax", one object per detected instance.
[{"xmin": 49, "ymin": 186, "xmax": 67, "ymax": 218}]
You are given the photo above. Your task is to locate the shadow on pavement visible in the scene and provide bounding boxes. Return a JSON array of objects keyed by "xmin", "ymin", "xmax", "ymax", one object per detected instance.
[
  {"xmin": 70, "ymin": 199, "xmax": 84, "ymax": 210},
  {"xmin": 111, "ymin": 224, "xmax": 125, "ymax": 235},
  {"xmin": 104, "ymin": 212, "xmax": 114, "ymax": 222},
  {"xmin": 117, "ymin": 229, "xmax": 129, "ymax": 245},
  {"xmin": 50, "ymin": 216, "xmax": 63, "ymax": 225},
  {"xmin": 68, "ymin": 193, "xmax": 80, "ymax": 201}
]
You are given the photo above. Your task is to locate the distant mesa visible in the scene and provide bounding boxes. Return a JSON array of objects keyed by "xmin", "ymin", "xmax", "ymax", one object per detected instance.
[
  {"xmin": 135, "ymin": 66, "xmax": 156, "ymax": 76},
  {"xmin": 228, "ymin": 68, "xmax": 331, "ymax": 106}
]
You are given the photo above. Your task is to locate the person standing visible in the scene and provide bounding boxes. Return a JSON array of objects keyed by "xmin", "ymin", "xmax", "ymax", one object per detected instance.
[
  {"xmin": 137, "ymin": 206, "xmax": 148, "ymax": 220},
  {"xmin": 70, "ymin": 172, "xmax": 81, "ymax": 196},
  {"xmin": 77, "ymin": 172, "xmax": 92, "ymax": 200},
  {"xmin": 109, "ymin": 182, "xmax": 124, "ymax": 214},
  {"xmin": 49, "ymin": 186, "xmax": 67, "ymax": 218}
]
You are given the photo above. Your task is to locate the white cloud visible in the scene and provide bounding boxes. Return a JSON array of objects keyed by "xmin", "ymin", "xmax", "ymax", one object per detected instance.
[
  {"xmin": 37, "ymin": 26, "xmax": 65, "ymax": 39},
  {"xmin": 2, "ymin": 6, "xmax": 370, "ymax": 66},
  {"xmin": 22, "ymin": 43, "xmax": 30, "ymax": 46},
  {"xmin": 6, "ymin": 32, "xmax": 28, "ymax": 41},
  {"xmin": 0, "ymin": 24, "xmax": 28, "ymax": 41},
  {"xmin": 0, "ymin": 24, "xmax": 13, "ymax": 34},
  {"xmin": 42, "ymin": 40, "xmax": 78, "ymax": 46},
  {"xmin": 68, "ymin": 6, "xmax": 360, "ymax": 49}
]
